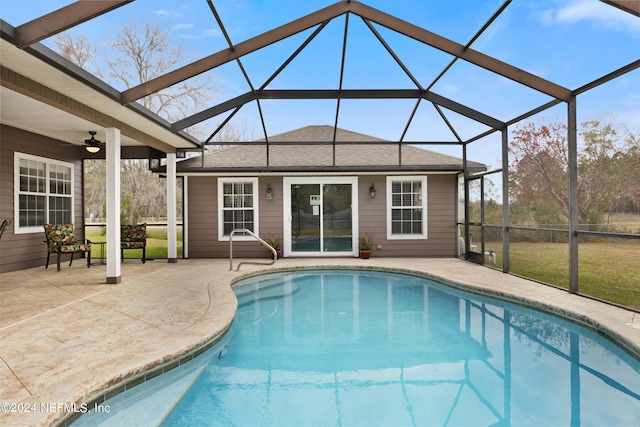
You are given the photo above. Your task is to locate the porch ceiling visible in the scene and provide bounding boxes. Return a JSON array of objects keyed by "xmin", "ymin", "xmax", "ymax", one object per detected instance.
[{"xmin": 0, "ymin": 30, "xmax": 199, "ymax": 153}]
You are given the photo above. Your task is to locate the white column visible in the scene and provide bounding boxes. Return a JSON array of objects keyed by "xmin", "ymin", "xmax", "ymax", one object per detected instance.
[
  {"xmin": 167, "ymin": 152, "xmax": 177, "ymax": 263},
  {"xmin": 183, "ymin": 176, "xmax": 188, "ymax": 258},
  {"xmin": 106, "ymin": 128, "xmax": 121, "ymax": 283}
]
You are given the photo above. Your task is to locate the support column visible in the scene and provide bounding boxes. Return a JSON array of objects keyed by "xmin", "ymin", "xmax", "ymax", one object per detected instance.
[
  {"xmin": 568, "ymin": 97, "xmax": 579, "ymax": 293},
  {"xmin": 463, "ymin": 143, "xmax": 470, "ymax": 259},
  {"xmin": 167, "ymin": 152, "xmax": 177, "ymax": 263},
  {"xmin": 501, "ymin": 128, "xmax": 510, "ymax": 273},
  {"xmin": 183, "ymin": 176, "xmax": 188, "ymax": 258},
  {"xmin": 106, "ymin": 128, "xmax": 121, "ymax": 284}
]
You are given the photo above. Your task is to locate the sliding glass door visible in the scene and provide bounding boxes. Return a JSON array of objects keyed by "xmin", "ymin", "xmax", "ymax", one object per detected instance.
[
  {"xmin": 290, "ymin": 183, "xmax": 321, "ymax": 251},
  {"xmin": 284, "ymin": 177, "xmax": 358, "ymax": 257}
]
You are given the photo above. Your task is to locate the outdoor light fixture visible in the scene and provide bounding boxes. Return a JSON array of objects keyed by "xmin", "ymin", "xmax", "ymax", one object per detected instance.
[
  {"xmin": 369, "ymin": 183, "xmax": 376, "ymax": 198},
  {"xmin": 265, "ymin": 184, "xmax": 273, "ymax": 200},
  {"xmin": 84, "ymin": 131, "xmax": 101, "ymax": 153}
]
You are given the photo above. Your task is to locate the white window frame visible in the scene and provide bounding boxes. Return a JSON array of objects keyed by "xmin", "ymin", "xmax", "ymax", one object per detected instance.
[
  {"xmin": 386, "ymin": 175, "xmax": 428, "ymax": 240},
  {"xmin": 14, "ymin": 152, "xmax": 75, "ymax": 234},
  {"xmin": 217, "ymin": 177, "xmax": 259, "ymax": 241}
]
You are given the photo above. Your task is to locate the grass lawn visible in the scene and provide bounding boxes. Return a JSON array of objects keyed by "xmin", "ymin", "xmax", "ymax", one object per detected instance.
[
  {"xmin": 86, "ymin": 225, "xmax": 183, "ymax": 260},
  {"xmin": 489, "ymin": 241, "xmax": 640, "ymax": 309}
]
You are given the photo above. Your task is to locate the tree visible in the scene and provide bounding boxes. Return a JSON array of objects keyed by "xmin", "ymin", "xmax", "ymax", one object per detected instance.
[
  {"xmin": 120, "ymin": 160, "xmax": 179, "ymax": 224},
  {"xmin": 509, "ymin": 117, "xmax": 639, "ymax": 226},
  {"xmin": 83, "ymin": 159, "xmax": 107, "ymax": 221},
  {"xmin": 617, "ymin": 128, "xmax": 640, "ymax": 213},
  {"xmin": 55, "ymin": 21, "xmax": 213, "ymax": 223},
  {"xmin": 508, "ymin": 121, "xmax": 571, "ymax": 220},
  {"xmin": 99, "ymin": 20, "xmax": 212, "ymax": 122},
  {"xmin": 53, "ymin": 33, "xmax": 96, "ymax": 69}
]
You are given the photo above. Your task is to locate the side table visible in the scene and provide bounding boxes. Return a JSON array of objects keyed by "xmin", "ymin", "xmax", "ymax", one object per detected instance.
[{"xmin": 92, "ymin": 241, "xmax": 106, "ymax": 265}]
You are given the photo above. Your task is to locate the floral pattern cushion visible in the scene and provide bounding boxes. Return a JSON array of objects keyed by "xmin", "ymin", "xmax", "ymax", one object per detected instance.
[
  {"xmin": 44, "ymin": 224, "xmax": 90, "ymax": 253},
  {"xmin": 121, "ymin": 224, "xmax": 146, "ymax": 249},
  {"xmin": 121, "ymin": 241, "xmax": 145, "ymax": 249}
]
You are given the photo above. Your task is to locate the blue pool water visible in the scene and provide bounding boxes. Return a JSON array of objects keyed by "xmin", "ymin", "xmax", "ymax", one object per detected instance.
[{"xmin": 76, "ymin": 269, "xmax": 640, "ymax": 426}]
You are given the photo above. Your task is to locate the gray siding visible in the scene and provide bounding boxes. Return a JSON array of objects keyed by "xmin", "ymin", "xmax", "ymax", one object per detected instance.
[
  {"xmin": 358, "ymin": 175, "xmax": 457, "ymax": 257},
  {"xmin": 186, "ymin": 174, "xmax": 457, "ymax": 258},
  {"xmin": 0, "ymin": 125, "xmax": 86, "ymax": 273},
  {"xmin": 187, "ymin": 176, "xmax": 282, "ymax": 258}
]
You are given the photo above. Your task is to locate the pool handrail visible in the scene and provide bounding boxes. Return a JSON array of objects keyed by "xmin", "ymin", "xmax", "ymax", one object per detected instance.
[{"xmin": 229, "ymin": 228, "xmax": 277, "ymax": 271}]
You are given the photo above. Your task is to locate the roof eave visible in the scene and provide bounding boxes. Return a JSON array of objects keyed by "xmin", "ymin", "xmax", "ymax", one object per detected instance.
[
  {"xmin": 0, "ymin": 19, "xmax": 201, "ymax": 149},
  {"xmin": 164, "ymin": 165, "xmax": 484, "ymax": 175}
]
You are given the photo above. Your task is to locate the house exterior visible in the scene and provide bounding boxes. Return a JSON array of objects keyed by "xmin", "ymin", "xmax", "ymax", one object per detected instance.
[
  {"xmin": 0, "ymin": 38, "xmax": 197, "ymax": 276},
  {"xmin": 173, "ymin": 125, "xmax": 486, "ymax": 259},
  {"xmin": 0, "ymin": 126, "xmax": 88, "ymax": 272},
  {"xmin": 0, "ymin": 122, "xmax": 185, "ymax": 274}
]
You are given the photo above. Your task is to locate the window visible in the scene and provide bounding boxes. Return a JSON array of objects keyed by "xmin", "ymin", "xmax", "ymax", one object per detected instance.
[
  {"xmin": 14, "ymin": 153, "xmax": 74, "ymax": 234},
  {"xmin": 386, "ymin": 176, "xmax": 427, "ymax": 240},
  {"xmin": 218, "ymin": 178, "xmax": 259, "ymax": 240}
]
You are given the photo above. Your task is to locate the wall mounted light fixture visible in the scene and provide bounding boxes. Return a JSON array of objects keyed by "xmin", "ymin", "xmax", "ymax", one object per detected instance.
[
  {"xmin": 369, "ymin": 183, "xmax": 376, "ymax": 198},
  {"xmin": 265, "ymin": 184, "xmax": 273, "ymax": 200}
]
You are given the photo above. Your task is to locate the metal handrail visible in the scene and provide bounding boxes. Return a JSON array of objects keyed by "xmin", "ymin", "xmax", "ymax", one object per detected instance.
[
  {"xmin": 0, "ymin": 219, "xmax": 11, "ymax": 240},
  {"xmin": 229, "ymin": 228, "xmax": 277, "ymax": 271}
]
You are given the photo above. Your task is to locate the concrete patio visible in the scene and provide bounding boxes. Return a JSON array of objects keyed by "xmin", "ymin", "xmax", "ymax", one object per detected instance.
[{"xmin": 2, "ymin": 257, "xmax": 640, "ymax": 427}]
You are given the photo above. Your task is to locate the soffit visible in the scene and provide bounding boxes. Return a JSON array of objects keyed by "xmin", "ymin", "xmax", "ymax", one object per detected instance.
[
  {"xmin": 602, "ymin": 0, "xmax": 640, "ymax": 17},
  {"xmin": 0, "ymin": 86, "xmax": 136, "ymax": 146},
  {"xmin": 0, "ymin": 36, "xmax": 197, "ymax": 151}
]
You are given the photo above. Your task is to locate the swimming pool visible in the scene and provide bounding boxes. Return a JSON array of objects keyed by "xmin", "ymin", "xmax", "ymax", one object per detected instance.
[{"xmin": 75, "ymin": 269, "xmax": 640, "ymax": 426}]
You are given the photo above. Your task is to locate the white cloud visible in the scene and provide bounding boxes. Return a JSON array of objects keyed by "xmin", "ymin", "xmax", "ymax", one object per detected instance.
[
  {"xmin": 173, "ymin": 23, "xmax": 194, "ymax": 31},
  {"xmin": 204, "ymin": 29, "xmax": 222, "ymax": 37},
  {"xmin": 544, "ymin": 0, "xmax": 640, "ymax": 33},
  {"xmin": 176, "ymin": 28, "xmax": 222, "ymax": 40},
  {"xmin": 151, "ymin": 8, "xmax": 183, "ymax": 19}
]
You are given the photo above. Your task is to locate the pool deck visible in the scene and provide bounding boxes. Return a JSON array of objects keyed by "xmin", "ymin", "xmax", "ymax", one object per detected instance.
[{"xmin": 2, "ymin": 257, "xmax": 640, "ymax": 427}]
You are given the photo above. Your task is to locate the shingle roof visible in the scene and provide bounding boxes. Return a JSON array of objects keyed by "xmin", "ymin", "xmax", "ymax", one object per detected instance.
[
  {"xmin": 176, "ymin": 125, "xmax": 486, "ymax": 172},
  {"xmin": 254, "ymin": 125, "xmax": 387, "ymax": 143}
]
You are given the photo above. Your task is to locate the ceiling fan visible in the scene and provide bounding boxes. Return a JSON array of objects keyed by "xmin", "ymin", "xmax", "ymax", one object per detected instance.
[{"xmin": 84, "ymin": 131, "xmax": 102, "ymax": 153}]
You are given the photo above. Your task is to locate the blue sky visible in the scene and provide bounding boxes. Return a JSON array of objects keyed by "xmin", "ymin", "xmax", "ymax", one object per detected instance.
[{"xmin": 2, "ymin": 0, "xmax": 639, "ymax": 171}]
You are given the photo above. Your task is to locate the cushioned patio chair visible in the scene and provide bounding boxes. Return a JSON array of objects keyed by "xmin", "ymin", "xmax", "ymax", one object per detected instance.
[
  {"xmin": 44, "ymin": 224, "xmax": 91, "ymax": 271},
  {"xmin": 121, "ymin": 223, "xmax": 147, "ymax": 263}
]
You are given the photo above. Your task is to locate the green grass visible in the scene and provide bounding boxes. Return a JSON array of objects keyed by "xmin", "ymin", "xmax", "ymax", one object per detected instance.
[
  {"xmin": 576, "ymin": 242, "xmax": 640, "ymax": 308},
  {"xmin": 85, "ymin": 225, "xmax": 183, "ymax": 260},
  {"xmin": 488, "ymin": 241, "xmax": 640, "ymax": 309}
]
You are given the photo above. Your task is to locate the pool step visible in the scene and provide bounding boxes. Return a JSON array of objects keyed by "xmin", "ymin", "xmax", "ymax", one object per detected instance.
[{"xmin": 235, "ymin": 278, "xmax": 300, "ymax": 306}]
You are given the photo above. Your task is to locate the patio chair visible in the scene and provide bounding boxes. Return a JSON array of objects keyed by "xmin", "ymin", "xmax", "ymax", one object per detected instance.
[
  {"xmin": 44, "ymin": 224, "xmax": 91, "ymax": 271},
  {"xmin": 121, "ymin": 223, "xmax": 147, "ymax": 263}
]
